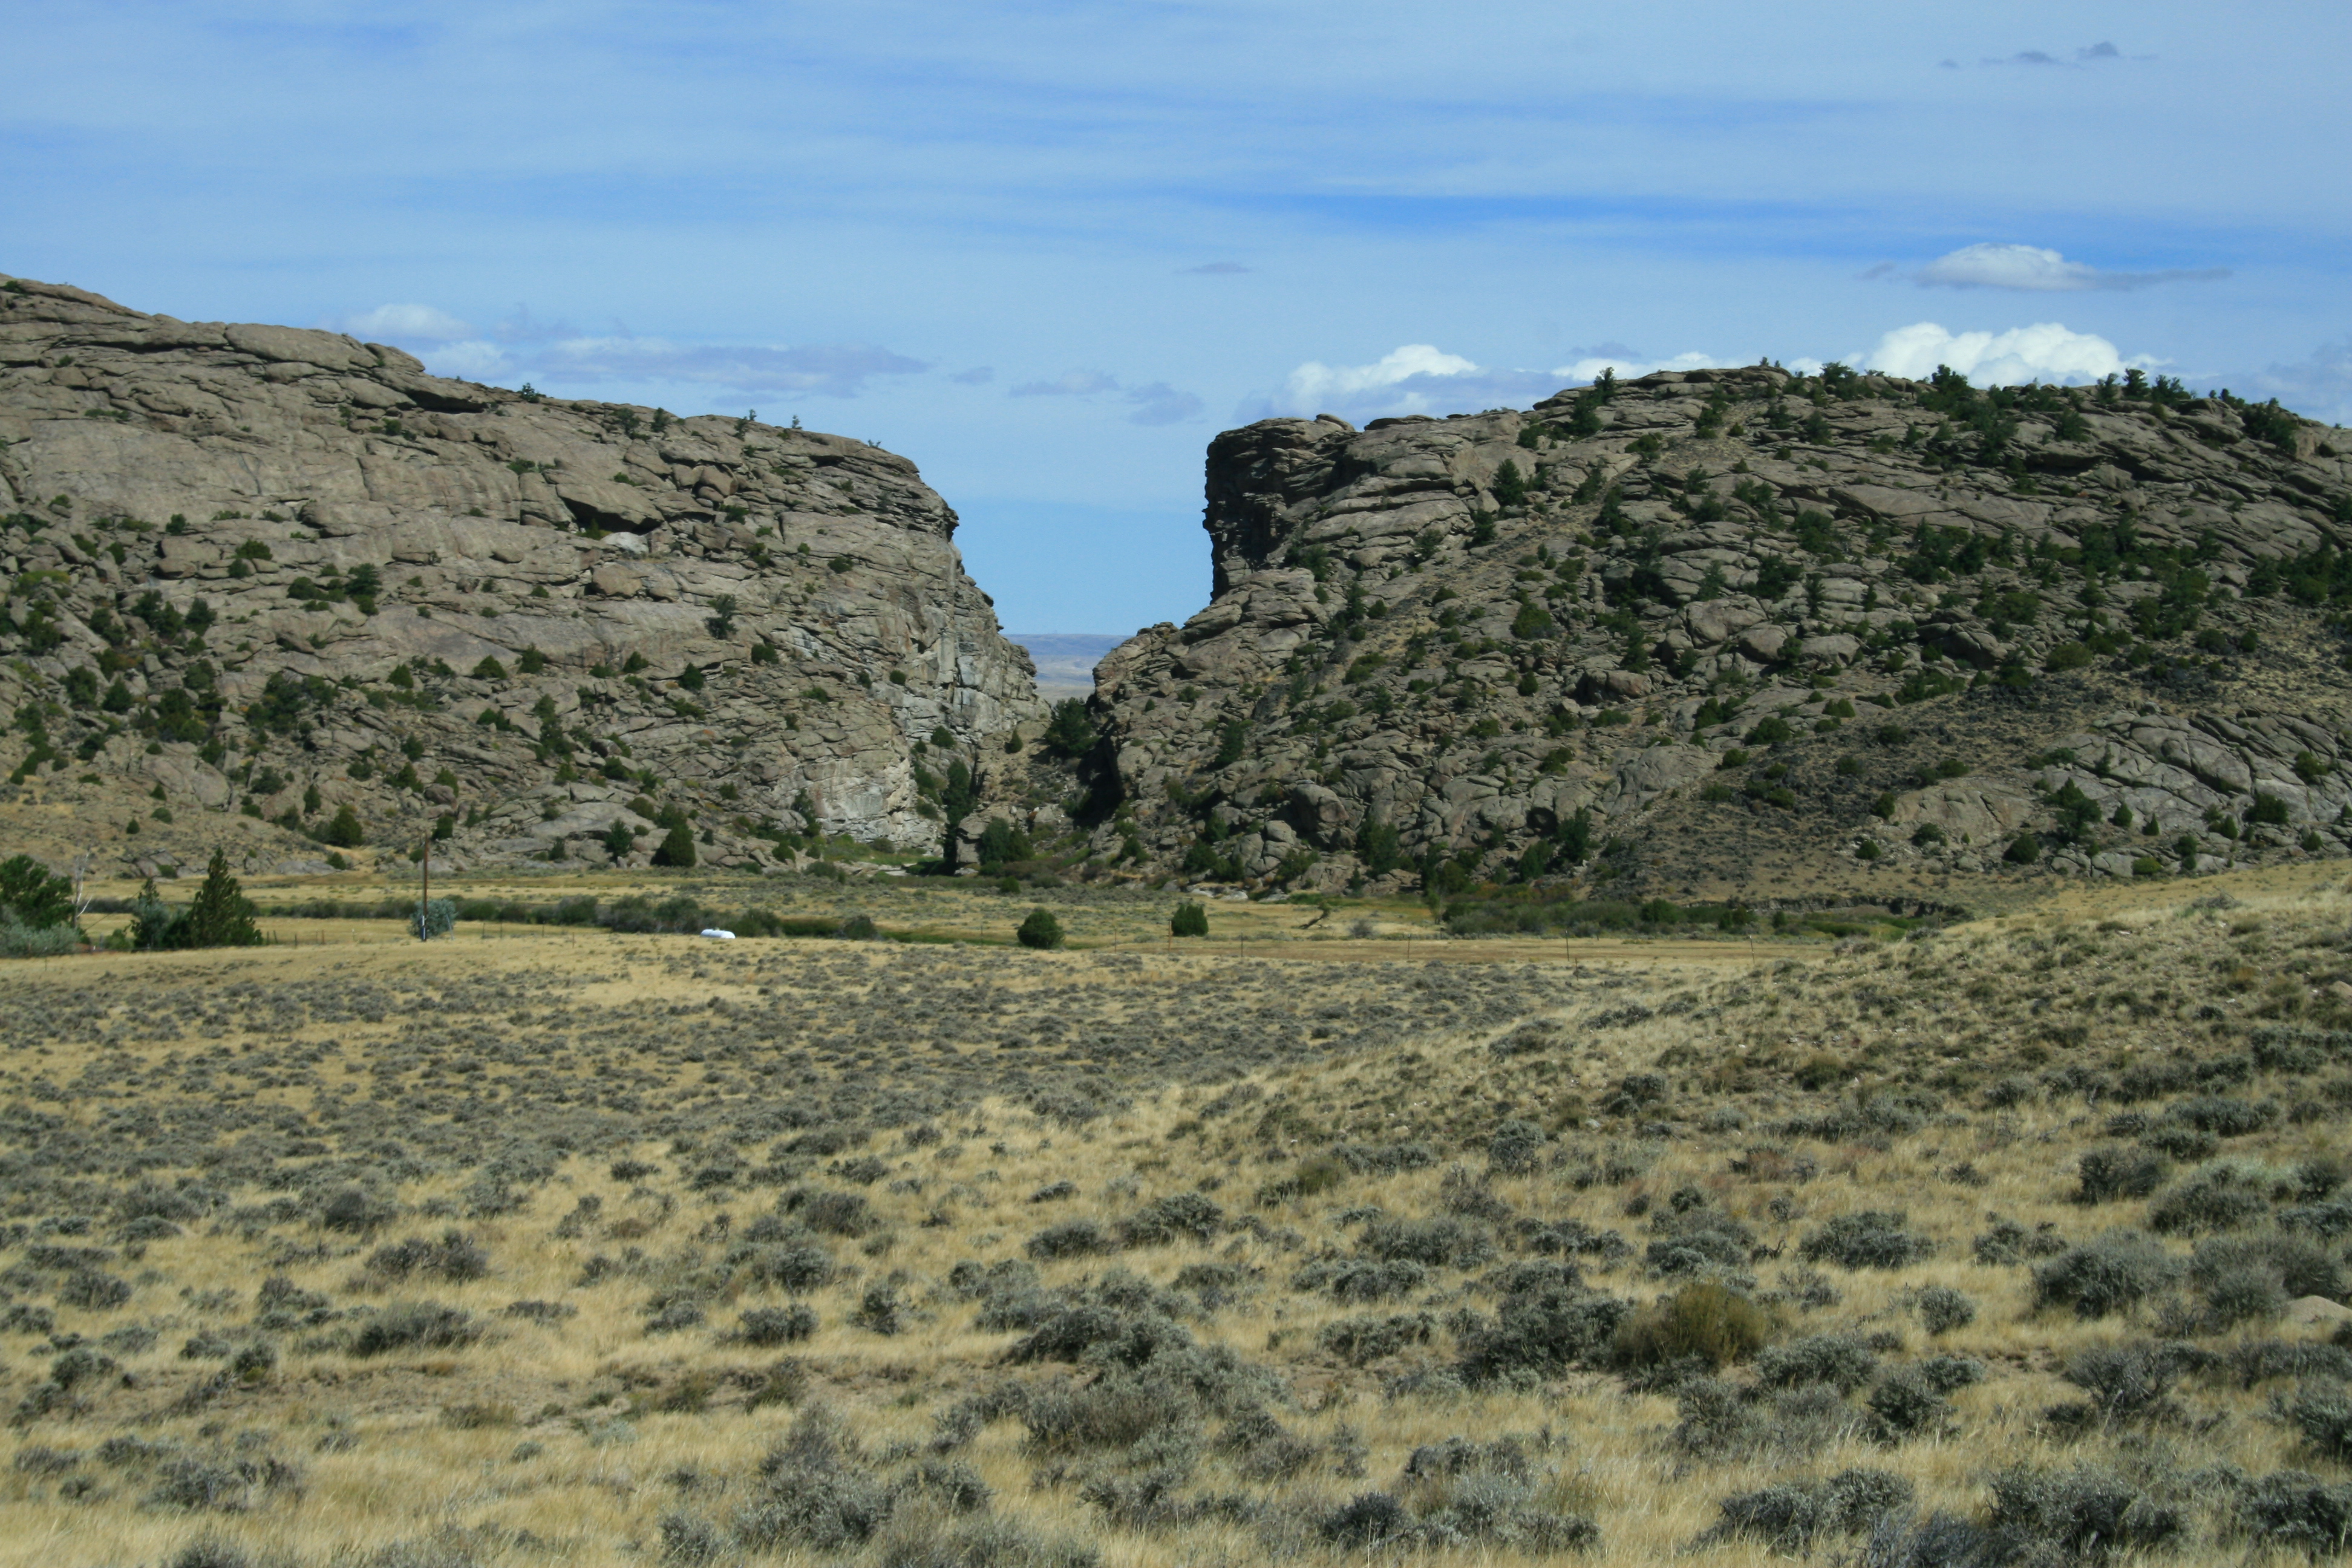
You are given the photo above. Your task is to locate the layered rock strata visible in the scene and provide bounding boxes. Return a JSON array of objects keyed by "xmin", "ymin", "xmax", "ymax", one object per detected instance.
[
  {"xmin": 1085, "ymin": 366, "xmax": 2352, "ymax": 895},
  {"xmin": 0, "ymin": 274, "xmax": 1040, "ymax": 873}
]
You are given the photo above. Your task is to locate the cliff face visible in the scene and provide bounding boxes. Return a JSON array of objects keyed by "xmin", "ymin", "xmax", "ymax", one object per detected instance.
[
  {"xmin": 0, "ymin": 274, "xmax": 1040, "ymax": 874},
  {"xmin": 1085, "ymin": 366, "xmax": 2352, "ymax": 898}
]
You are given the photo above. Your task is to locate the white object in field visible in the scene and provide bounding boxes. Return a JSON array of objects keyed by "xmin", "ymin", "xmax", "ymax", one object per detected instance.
[{"xmin": 700, "ymin": 928, "xmax": 736, "ymax": 939}]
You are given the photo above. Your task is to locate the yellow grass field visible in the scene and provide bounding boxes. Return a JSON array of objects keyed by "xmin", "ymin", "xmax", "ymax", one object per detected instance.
[{"xmin": 0, "ymin": 863, "xmax": 2347, "ymax": 1566}]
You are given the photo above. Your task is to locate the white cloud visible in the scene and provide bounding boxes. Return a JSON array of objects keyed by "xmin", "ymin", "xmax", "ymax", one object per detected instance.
[
  {"xmin": 1913, "ymin": 243, "xmax": 2227, "ymax": 292},
  {"xmin": 1282, "ymin": 344, "xmax": 1478, "ymax": 409},
  {"xmin": 1858, "ymin": 321, "xmax": 2151, "ymax": 385},
  {"xmin": 1918, "ymin": 244, "xmax": 2097, "ymax": 291},
  {"xmin": 335, "ymin": 302, "xmax": 479, "ymax": 342},
  {"xmin": 1263, "ymin": 342, "xmax": 1739, "ymax": 422}
]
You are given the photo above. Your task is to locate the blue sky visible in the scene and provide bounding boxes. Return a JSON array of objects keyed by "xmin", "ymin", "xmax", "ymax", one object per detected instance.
[{"xmin": 7, "ymin": 2, "xmax": 2349, "ymax": 634}]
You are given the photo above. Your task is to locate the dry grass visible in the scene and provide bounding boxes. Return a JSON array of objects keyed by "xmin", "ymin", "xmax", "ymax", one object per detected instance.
[{"xmin": 0, "ymin": 864, "xmax": 2348, "ymax": 1565}]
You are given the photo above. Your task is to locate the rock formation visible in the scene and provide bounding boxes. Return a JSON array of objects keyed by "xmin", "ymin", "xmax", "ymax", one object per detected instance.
[
  {"xmin": 0, "ymin": 273, "xmax": 1040, "ymax": 875},
  {"xmin": 1081, "ymin": 365, "xmax": 2352, "ymax": 898}
]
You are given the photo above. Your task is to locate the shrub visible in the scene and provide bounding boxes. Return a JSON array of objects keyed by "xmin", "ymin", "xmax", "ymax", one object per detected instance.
[
  {"xmin": 1799, "ymin": 1210, "xmax": 1930, "ymax": 1269},
  {"xmin": 1487, "ymin": 1117, "xmax": 1547, "ymax": 1175},
  {"xmin": 2077, "ymin": 1146, "xmax": 2170, "ymax": 1203},
  {"xmin": 2032, "ymin": 1230, "xmax": 2181, "ymax": 1318},
  {"xmin": 733, "ymin": 1239, "xmax": 837, "ymax": 1293},
  {"xmin": 2233, "ymin": 1472, "xmax": 2352, "ymax": 1555},
  {"xmin": 1318, "ymin": 1312, "xmax": 1436, "ymax": 1365},
  {"xmin": 1614, "ymin": 1281, "xmax": 1770, "ymax": 1370},
  {"xmin": 1691, "ymin": 1469, "xmax": 1915, "ymax": 1552},
  {"xmin": 1169, "ymin": 901, "xmax": 1207, "ymax": 938},
  {"xmin": 1987, "ymin": 1465, "xmax": 2183, "ymax": 1557},
  {"xmin": 1015, "ymin": 909, "xmax": 1063, "ymax": 950},
  {"xmin": 2281, "ymin": 1385, "xmax": 2352, "ymax": 1464},
  {"xmin": 1025, "ymin": 1220, "xmax": 1114, "ymax": 1260},
  {"xmin": 733, "ymin": 1410, "xmax": 895, "ymax": 1551},
  {"xmin": 851, "ymin": 1284, "xmax": 903, "ymax": 1336},
  {"xmin": 2149, "ymin": 1163, "xmax": 2278, "ymax": 1235},
  {"xmin": 1982, "ymin": 1074, "xmax": 2037, "ymax": 1108},
  {"xmin": 1754, "ymin": 1332, "xmax": 1877, "ymax": 1393},
  {"xmin": 1973, "ymin": 1218, "xmax": 2067, "ymax": 1266},
  {"xmin": 1362, "ymin": 1214, "xmax": 1494, "ymax": 1270},
  {"xmin": 57, "ymin": 1269, "xmax": 132, "ymax": 1310},
  {"xmin": 350, "ymin": 1301, "xmax": 480, "ymax": 1356},
  {"xmin": 2057, "ymin": 1342, "xmax": 2183, "ymax": 1425},
  {"xmin": 1866, "ymin": 1356, "xmax": 1982, "ymax": 1437},
  {"xmin": 644, "ymin": 1299, "xmax": 708, "ymax": 1334},
  {"xmin": 739, "ymin": 1305, "xmax": 818, "ymax": 1346},
  {"xmin": 1645, "ymin": 1210, "xmax": 1754, "ymax": 1278},
  {"xmin": 47, "ymin": 1345, "xmax": 119, "ymax": 1389},
  {"xmin": 367, "ymin": 1229, "xmax": 488, "ymax": 1282},
  {"xmin": 1459, "ymin": 1278, "xmax": 1630, "ymax": 1383},
  {"xmin": 875, "ymin": 1515, "xmax": 1096, "ymax": 1568},
  {"xmin": 799, "ymin": 1191, "xmax": 879, "ymax": 1238},
  {"xmin": 1291, "ymin": 1258, "xmax": 1426, "ymax": 1304},
  {"xmin": 2165, "ymin": 1095, "xmax": 2276, "ymax": 1136},
  {"xmin": 2194, "ymin": 1235, "xmax": 2344, "ymax": 1326},
  {"xmin": 1319, "ymin": 1439, "xmax": 1599, "ymax": 1551},
  {"xmin": 1916, "ymin": 1285, "xmax": 1976, "ymax": 1336},
  {"xmin": 2142, "ymin": 1123, "xmax": 2220, "ymax": 1160},
  {"xmin": 1116, "ymin": 1192, "xmax": 1223, "ymax": 1247}
]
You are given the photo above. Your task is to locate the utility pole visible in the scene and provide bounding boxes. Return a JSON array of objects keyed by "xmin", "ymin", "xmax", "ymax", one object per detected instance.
[{"xmin": 419, "ymin": 836, "xmax": 430, "ymax": 941}]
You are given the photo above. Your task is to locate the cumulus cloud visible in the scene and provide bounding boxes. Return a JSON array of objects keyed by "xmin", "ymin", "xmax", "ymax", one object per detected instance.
[
  {"xmin": 1264, "ymin": 342, "xmax": 1745, "ymax": 422},
  {"xmin": 1858, "ymin": 321, "xmax": 2152, "ymax": 385},
  {"xmin": 333, "ymin": 302, "xmax": 478, "ymax": 342},
  {"xmin": 1008, "ymin": 369, "xmax": 1203, "ymax": 425},
  {"xmin": 1281, "ymin": 344, "xmax": 1479, "ymax": 410},
  {"xmin": 949, "ymin": 366, "xmax": 995, "ymax": 385},
  {"xmin": 1913, "ymin": 243, "xmax": 2227, "ymax": 292}
]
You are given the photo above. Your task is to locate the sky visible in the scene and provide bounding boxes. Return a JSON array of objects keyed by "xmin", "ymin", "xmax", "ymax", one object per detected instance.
[{"xmin": 5, "ymin": 3, "xmax": 2349, "ymax": 635}]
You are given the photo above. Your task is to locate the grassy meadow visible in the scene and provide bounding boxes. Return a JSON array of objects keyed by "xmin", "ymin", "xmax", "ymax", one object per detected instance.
[{"xmin": 0, "ymin": 866, "xmax": 2347, "ymax": 1565}]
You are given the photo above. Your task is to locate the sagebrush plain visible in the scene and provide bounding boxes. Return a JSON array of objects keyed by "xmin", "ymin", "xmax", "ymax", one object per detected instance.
[{"xmin": 0, "ymin": 866, "xmax": 2350, "ymax": 1567}]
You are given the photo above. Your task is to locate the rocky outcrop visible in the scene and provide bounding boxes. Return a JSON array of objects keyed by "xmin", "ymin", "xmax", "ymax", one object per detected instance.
[
  {"xmin": 1082, "ymin": 367, "xmax": 2352, "ymax": 894},
  {"xmin": 0, "ymin": 274, "xmax": 1040, "ymax": 873}
]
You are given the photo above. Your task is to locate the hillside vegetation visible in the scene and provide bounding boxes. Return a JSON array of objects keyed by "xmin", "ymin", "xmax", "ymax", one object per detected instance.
[
  {"xmin": 0, "ymin": 273, "xmax": 1038, "ymax": 883},
  {"xmin": 1079, "ymin": 365, "xmax": 2352, "ymax": 907}
]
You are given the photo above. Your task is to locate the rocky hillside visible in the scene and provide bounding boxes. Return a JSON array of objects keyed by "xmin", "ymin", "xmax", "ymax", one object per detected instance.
[
  {"xmin": 1082, "ymin": 364, "xmax": 2352, "ymax": 902},
  {"xmin": 0, "ymin": 274, "xmax": 1039, "ymax": 877}
]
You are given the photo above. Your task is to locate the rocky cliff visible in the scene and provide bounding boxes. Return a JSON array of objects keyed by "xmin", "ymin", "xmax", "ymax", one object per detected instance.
[
  {"xmin": 0, "ymin": 274, "xmax": 1040, "ymax": 875},
  {"xmin": 1082, "ymin": 364, "xmax": 2352, "ymax": 900}
]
